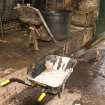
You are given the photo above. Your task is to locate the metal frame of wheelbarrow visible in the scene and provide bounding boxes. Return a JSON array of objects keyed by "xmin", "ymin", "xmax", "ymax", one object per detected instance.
[{"xmin": 0, "ymin": 55, "xmax": 77, "ymax": 102}]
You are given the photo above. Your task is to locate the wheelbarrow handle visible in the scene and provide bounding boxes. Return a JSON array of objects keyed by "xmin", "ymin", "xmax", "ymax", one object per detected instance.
[
  {"xmin": 38, "ymin": 92, "xmax": 47, "ymax": 102},
  {"xmin": 0, "ymin": 78, "xmax": 32, "ymax": 87},
  {"xmin": 0, "ymin": 79, "xmax": 11, "ymax": 87}
]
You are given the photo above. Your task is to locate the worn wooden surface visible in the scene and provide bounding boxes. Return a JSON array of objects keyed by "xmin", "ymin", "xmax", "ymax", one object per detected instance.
[
  {"xmin": 71, "ymin": 11, "xmax": 97, "ymax": 27},
  {"xmin": 71, "ymin": 0, "xmax": 100, "ymax": 13},
  {"xmin": 70, "ymin": 25, "xmax": 94, "ymax": 52}
]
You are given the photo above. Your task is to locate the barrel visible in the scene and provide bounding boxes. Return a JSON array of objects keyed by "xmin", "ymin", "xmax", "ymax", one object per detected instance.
[
  {"xmin": 71, "ymin": 11, "xmax": 97, "ymax": 27},
  {"xmin": 70, "ymin": 25, "xmax": 94, "ymax": 48},
  {"xmin": 43, "ymin": 10, "xmax": 71, "ymax": 41},
  {"xmin": 78, "ymin": 0, "xmax": 101, "ymax": 13}
]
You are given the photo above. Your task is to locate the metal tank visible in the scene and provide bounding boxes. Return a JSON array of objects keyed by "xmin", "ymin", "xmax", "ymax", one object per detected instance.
[
  {"xmin": 43, "ymin": 10, "xmax": 71, "ymax": 41},
  {"xmin": 33, "ymin": 0, "xmax": 72, "ymax": 41}
]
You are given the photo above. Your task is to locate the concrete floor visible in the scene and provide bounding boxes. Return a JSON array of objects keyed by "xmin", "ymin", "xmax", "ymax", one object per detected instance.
[
  {"xmin": 0, "ymin": 31, "xmax": 63, "ymax": 70},
  {"xmin": 1, "ymin": 1, "xmax": 105, "ymax": 104},
  {"xmin": 0, "ymin": 31, "xmax": 105, "ymax": 105},
  {"xmin": 7, "ymin": 50, "xmax": 105, "ymax": 105}
]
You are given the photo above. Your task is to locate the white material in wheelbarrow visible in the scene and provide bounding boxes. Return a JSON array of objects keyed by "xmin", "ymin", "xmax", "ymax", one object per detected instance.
[{"xmin": 30, "ymin": 55, "xmax": 76, "ymax": 88}]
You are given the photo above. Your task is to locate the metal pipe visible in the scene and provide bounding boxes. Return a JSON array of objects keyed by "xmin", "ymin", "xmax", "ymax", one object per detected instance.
[{"xmin": 33, "ymin": 7, "xmax": 57, "ymax": 42}]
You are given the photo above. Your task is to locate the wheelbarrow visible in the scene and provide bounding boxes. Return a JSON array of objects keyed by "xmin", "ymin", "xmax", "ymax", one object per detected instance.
[{"xmin": 0, "ymin": 55, "xmax": 77, "ymax": 102}]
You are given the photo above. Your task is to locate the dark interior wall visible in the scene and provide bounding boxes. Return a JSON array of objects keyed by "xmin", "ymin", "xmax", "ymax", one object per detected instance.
[
  {"xmin": 24, "ymin": 0, "xmax": 35, "ymax": 5},
  {"xmin": 99, "ymin": 0, "xmax": 105, "ymax": 16},
  {"xmin": 96, "ymin": 0, "xmax": 105, "ymax": 35},
  {"xmin": 24, "ymin": 0, "xmax": 32, "ymax": 3},
  {"xmin": 0, "ymin": 0, "xmax": 35, "ymax": 20},
  {"xmin": 0, "ymin": 0, "xmax": 18, "ymax": 19}
]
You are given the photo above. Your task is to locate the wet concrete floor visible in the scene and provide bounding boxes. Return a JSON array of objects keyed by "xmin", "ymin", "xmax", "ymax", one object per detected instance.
[
  {"xmin": 0, "ymin": 31, "xmax": 105, "ymax": 105},
  {"xmin": 8, "ymin": 61, "xmax": 105, "ymax": 105}
]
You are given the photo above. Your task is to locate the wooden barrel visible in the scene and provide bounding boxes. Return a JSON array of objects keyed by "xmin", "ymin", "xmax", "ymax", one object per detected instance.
[
  {"xmin": 70, "ymin": 25, "xmax": 94, "ymax": 47},
  {"xmin": 71, "ymin": 11, "xmax": 98, "ymax": 27},
  {"xmin": 78, "ymin": 0, "xmax": 101, "ymax": 13}
]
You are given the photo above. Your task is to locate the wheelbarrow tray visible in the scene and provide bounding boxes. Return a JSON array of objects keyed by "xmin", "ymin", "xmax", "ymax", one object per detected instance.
[
  {"xmin": 28, "ymin": 55, "xmax": 77, "ymax": 91},
  {"xmin": 30, "ymin": 68, "xmax": 73, "ymax": 88}
]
